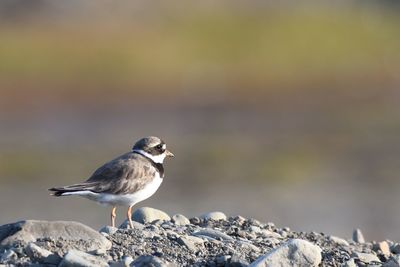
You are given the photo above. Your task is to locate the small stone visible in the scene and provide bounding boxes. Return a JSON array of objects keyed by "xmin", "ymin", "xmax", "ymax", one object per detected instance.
[
  {"xmin": 260, "ymin": 230, "xmax": 282, "ymax": 239},
  {"xmin": 250, "ymin": 239, "xmax": 322, "ymax": 267},
  {"xmin": 192, "ymin": 229, "xmax": 234, "ymax": 241},
  {"xmin": 177, "ymin": 236, "xmax": 204, "ymax": 252},
  {"xmin": 352, "ymin": 252, "xmax": 380, "ymax": 264},
  {"xmin": 342, "ymin": 258, "xmax": 357, "ymax": 267},
  {"xmin": 216, "ymin": 255, "xmax": 230, "ymax": 264},
  {"xmin": 266, "ymin": 222, "xmax": 275, "ymax": 229},
  {"xmin": 91, "ymin": 248, "xmax": 107, "ymax": 256},
  {"xmin": 189, "ymin": 217, "xmax": 201, "ymax": 225},
  {"xmin": 131, "ymin": 255, "xmax": 170, "ymax": 267},
  {"xmin": 119, "ymin": 220, "xmax": 145, "ymax": 230},
  {"xmin": 0, "ymin": 249, "xmax": 17, "ymax": 263},
  {"xmin": 171, "ymin": 214, "xmax": 190, "ymax": 226},
  {"xmin": 110, "ymin": 256, "xmax": 134, "ymax": 267},
  {"xmin": 391, "ymin": 243, "xmax": 400, "ymax": 254},
  {"xmin": 353, "ymin": 228, "xmax": 365, "ymax": 243},
  {"xmin": 233, "ymin": 215, "xmax": 246, "ymax": 224},
  {"xmin": 131, "ymin": 207, "xmax": 170, "ymax": 224},
  {"xmin": 230, "ymin": 253, "xmax": 250, "ymax": 267},
  {"xmin": 59, "ymin": 250, "xmax": 108, "ymax": 267},
  {"xmin": 25, "ymin": 242, "xmax": 61, "ymax": 265},
  {"xmin": 248, "ymin": 218, "xmax": 261, "ymax": 226},
  {"xmin": 377, "ymin": 241, "xmax": 391, "ymax": 257},
  {"xmin": 237, "ymin": 240, "xmax": 261, "ymax": 252},
  {"xmin": 249, "ymin": 226, "xmax": 261, "ymax": 233},
  {"xmin": 329, "ymin": 236, "xmax": 349, "ymax": 246},
  {"xmin": 199, "ymin": 211, "xmax": 227, "ymax": 221},
  {"xmin": 99, "ymin": 226, "xmax": 118, "ymax": 235},
  {"xmin": 384, "ymin": 255, "xmax": 400, "ymax": 267}
]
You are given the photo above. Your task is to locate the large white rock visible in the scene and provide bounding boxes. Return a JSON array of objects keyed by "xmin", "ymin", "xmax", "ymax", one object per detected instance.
[
  {"xmin": 0, "ymin": 220, "xmax": 111, "ymax": 251},
  {"xmin": 250, "ymin": 239, "xmax": 322, "ymax": 267}
]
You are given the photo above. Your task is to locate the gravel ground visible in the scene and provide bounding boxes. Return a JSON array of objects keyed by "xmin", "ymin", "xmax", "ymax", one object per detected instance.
[{"xmin": 0, "ymin": 208, "xmax": 399, "ymax": 266}]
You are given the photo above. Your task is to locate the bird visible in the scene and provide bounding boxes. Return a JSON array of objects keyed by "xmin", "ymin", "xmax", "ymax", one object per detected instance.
[{"xmin": 49, "ymin": 136, "xmax": 174, "ymax": 228}]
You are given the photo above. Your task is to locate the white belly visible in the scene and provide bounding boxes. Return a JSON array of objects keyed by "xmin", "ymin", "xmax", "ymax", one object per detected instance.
[{"xmin": 63, "ymin": 175, "xmax": 163, "ymax": 207}]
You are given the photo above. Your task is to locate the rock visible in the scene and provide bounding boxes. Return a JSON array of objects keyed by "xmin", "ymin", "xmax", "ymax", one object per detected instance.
[
  {"xmin": 375, "ymin": 241, "xmax": 391, "ymax": 257},
  {"xmin": 249, "ymin": 226, "xmax": 261, "ymax": 233},
  {"xmin": 392, "ymin": 243, "xmax": 400, "ymax": 254},
  {"xmin": 189, "ymin": 217, "xmax": 201, "ymax": 225},
  {"xmin": 384, "ymin": 260, "xmax": 399, "ymax": 267},
  {"xmin": 329, "ymin": 236, "xmax": 349, "ymax": 246},
  {"xmin": 352, "ymin": 229, "xmax": 365, "ymax": 244},
  {"xmin": 352, "ymin": 252, "xmax": 380, "ymax": 264},
  {"xmin": 119, "ymin": 220, "xmax": 145, "ymax": 230},
  {"xmin": 216, "ymin": 255, "xmax": 231, "ymax": 264},
  {"xmin": 171, "ymin": 214, "xmax": 190, "ymax": 226},
  {"xmin": 59, "ymin": 250, "xmax": 108, "ymax": 267},
  {"xmin": 177, "ymin": 236, "xmax": 204, "ymax": 252},
  {"xmin": 249, "ymin": 239, "xmax": 322, "ymax": 267},
  {"xmin": 25, "ymin": 242, "xmax": 61, "ymax": 265},
  {"xmin": 131, "ymin": 255, "xmax": 170, "ymax": 267},
  {"xmin": 200, "ymin": 211, "xmax": 227, "ymax": 221},
  {"xmin": 0, "ymin": 249, "xmax": 17, "ymax": 263},
  {"xmin": 230, "ymin": 253, "xmax": 250, "ymax": 267},
  {"xmin": 0, "ymin": 220, "xmax": 111, "ymax": 251},
  {"xmin": 260, "ymin": 230, "xmax": 282, "ymax": 239},
  {"xmin": 99, "ymin": 226, "xmax": 118, "ymax": 235},
  {"xmin": 110, "ymin": 256, "xmax": 134, "ymax": 267},
  {"xmin": 192, "ymin": 229, "xmax": 234, "ymax": 241},
  {"xmin": 131, "ymin": 207, "xmax": 170, "ymax": 224},
  {"xmin": 342, "ymin": 258, "xmax": 357, "ymax": 267}
]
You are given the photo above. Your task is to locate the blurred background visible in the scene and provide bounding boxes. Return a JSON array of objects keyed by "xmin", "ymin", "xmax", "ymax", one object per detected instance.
[{"xmin": 1, "ymin": 0, "xmax": 400, "ymax": 241}]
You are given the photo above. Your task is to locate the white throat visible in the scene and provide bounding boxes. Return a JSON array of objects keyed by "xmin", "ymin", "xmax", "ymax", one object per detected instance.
[{"xmin": 133, "ymin": 149, "xmax": 166, "ymax": 164}]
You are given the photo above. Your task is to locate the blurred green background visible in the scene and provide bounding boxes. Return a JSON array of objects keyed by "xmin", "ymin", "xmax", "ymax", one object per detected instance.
[{"xmin": 1, "ymin": 1, "xmax": 400, "ymax": 240}]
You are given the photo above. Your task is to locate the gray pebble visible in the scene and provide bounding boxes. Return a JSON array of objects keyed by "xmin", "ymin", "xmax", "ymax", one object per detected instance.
[
  {"xmin": 131, "ymin": 255, "xmax": 169, "ymax": 267},
  {"xmin": 353, "ymin": 228, "xmax": 365, "ymax": 244},
  {"xmin": 391, "ymin": 243, "xmax": 400, "ymax": 254},
  {"xmin": 351, "ymin": 252, "xmax": 380, "ymax": 264},
  {"xmin": 131, "ymin": 207, "xmax": 171, "ymax": 224},
  {"xmin": 59, "ymin": 250, "xmax": 108, "ymax": 267},
  {"xmin": 216, "ymin": 255, "xmax": 231, "ymax": 264},
  {"xmin": 329, "ymin": 236, "xmax": 350, "ymax": 247},
  {"xmin": 99, "ymin": 226, "xmax": 118, "ymax": 235},
  {"xmin": 199, "ymin": 211, "xmax": 227, "ymax": 221},
  {"xmin": 192, "ymin": 229, "xmax": 234, "ymax": 241},
  {"xmin": 171, "ymin": 214, "xmax": 190, "ymax": 226},
  {"xmin": 0, "ymin": 249, "xmax": 17, "ymax": 263},
  {"xmin": 25, "ymin": 242, "xmax": 61, "ymax": 265}
]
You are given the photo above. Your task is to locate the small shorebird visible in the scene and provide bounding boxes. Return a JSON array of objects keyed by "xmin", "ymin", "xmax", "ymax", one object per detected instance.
[{"xmin": 49, "ymin": 136, "xmax": 174, "ymax": 228}]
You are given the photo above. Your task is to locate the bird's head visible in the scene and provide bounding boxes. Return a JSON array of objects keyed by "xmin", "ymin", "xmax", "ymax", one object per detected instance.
[{"xmin": 132, "ymin": 136, "xmax": 174, "ymax": 163}]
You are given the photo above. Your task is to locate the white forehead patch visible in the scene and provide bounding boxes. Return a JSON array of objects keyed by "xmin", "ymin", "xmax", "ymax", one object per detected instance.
[{"xmin": 162, "ymin": 144, "xmax": 166, "ymax": 150}]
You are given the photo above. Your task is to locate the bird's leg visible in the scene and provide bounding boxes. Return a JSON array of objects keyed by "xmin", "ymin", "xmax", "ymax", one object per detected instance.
[
  {"xmin": 127, "ymin": 206, "xmax": 134, "ymax": 229},
  {"xmin": 111, "ymin": 206, "xmax": 117, "ymax": 228}
]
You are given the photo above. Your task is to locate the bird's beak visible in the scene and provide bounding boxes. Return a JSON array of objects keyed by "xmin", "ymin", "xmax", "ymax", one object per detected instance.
[{"xmin": 165, "ymin": 150, "xmax": 174, "ymax": 158}]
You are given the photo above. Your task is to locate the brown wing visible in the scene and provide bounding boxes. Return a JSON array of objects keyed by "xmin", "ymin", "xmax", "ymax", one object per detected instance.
[
  {"xmin": 49, "ymin": 152, "xmax": 157, "ymax": 195},
  {"xmin": 85, "ymin": 152, "xmax": 157, "ymax": 195}
]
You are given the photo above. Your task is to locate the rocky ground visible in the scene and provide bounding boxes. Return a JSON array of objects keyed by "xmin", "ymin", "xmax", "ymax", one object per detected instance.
[{"xmin": 0, "ymin": 207, "xmax": 399, "ymax": 267}]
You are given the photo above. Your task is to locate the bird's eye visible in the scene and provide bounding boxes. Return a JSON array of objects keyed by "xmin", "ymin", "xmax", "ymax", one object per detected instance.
[{"xmin": 156, "ymin": 144, "xmax": 163, "ymax": 150}]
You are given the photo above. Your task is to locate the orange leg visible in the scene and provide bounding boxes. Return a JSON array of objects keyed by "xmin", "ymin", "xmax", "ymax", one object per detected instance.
[
  {"xmin": 127, "ymin": 206, "xmax": 134, "ymax": 229},
  {"xmin": 111, "ymin": 206, "xmax": 117, "ymax": 227}
]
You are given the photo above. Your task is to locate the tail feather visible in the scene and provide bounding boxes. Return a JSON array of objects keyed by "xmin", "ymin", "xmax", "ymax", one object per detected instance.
[{"xmin": 49, "ymin": 182, "xmax": 98, "ymax": 196}]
